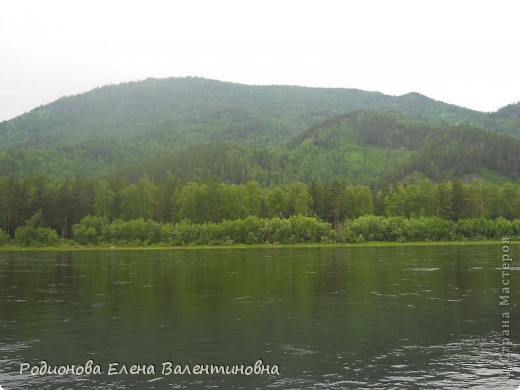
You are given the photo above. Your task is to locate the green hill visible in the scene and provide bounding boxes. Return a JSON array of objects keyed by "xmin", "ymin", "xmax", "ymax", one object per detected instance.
[
  {"xmin": 484, "ymin": 102, "xmax": 520, "ymax": 134},
  {"xmin": 0, "ymin": 77, "xmax": 389, "ymax": 150},
  {"xmin": 113, "ymin": 111, "xmax": 520, "ymax": 187},
  {"xmin": 0, "ymin": 77, "xmax": 518, "ymax": 183}
]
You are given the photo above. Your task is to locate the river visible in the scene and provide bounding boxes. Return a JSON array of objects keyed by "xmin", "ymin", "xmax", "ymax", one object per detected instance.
[{"xmin": 0, "ymin": 245, "xmax": 518, "ymax": 389}]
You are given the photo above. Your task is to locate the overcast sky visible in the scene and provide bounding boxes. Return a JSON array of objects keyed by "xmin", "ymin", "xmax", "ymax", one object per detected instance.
[{"xmin": 1, "ymin": 0, "xmax": 519, "ymax": 122}]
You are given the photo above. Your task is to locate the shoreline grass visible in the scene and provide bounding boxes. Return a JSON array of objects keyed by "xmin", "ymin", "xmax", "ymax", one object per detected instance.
[{"xmin": 0, "ymin": 240, "xmax": 517, "ymax": 252}]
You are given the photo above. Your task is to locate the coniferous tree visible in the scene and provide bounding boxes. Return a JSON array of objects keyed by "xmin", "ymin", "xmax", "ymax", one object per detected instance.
[
  {"xmin": 451, "ymin": 180, "xmax": 465, "ymax": 221},
  {"xmin": 153, "ymin": 174, "xmax": 177, "ymax": 222},
  {"xmin": 93, "ymin": 179, "xmax": 115, "ymax": 219},
  {"xmin": 436, "ymin": 182, "xmax": 452, "ymax": 220},
  {"xmin": 120, "ymin": 175, "xmax": 157, "ymax": 220}
]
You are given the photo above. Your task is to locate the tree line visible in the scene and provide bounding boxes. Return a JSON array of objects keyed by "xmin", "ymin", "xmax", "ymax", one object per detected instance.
[
  {"xmin": 2, "ymin": 214, "xmax": 519, "ymax": 247},
  {"xmin": 1, "ymin": 173, "xmax": 519, "ymax": 246}
]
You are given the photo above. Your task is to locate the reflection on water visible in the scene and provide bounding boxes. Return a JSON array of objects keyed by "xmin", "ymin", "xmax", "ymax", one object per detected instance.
[{"xmin": 0, "ymin": 246, "xmax": 518, "ymax": 389}]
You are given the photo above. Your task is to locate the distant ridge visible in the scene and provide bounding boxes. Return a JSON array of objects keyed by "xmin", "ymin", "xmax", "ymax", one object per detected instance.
[
  {"xmin": 0, "ymin": 77, "xmax": 518, "ymax": 182},
  {"xmin": 0, "ymin": 76, "xmax": 506, "ymax": 150}
]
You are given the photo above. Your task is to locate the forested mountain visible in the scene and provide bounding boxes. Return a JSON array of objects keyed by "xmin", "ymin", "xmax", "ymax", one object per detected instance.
[
  {"xmin": 1, "ymin": 78, "xmax": 519, "ymax": 245},
  {"xmin": 485, "ymin": 102, "xmax": 520, "ymax": 134},
  {"xmin": 0, "ymin": 77, "xmax": 385, "ymax": 150},
  {"xmin": 111, "ymin": 110, "xmax": 519, "ymax": 187},
  {"xmin": 0, "ymin": 77, "xmax": 518, "ymax": 184}
]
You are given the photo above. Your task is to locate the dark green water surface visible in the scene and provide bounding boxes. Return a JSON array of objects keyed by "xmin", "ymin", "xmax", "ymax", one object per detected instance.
[{"xmin": 0, "ymin": 245, "xmax": 518, "ymax": 389}]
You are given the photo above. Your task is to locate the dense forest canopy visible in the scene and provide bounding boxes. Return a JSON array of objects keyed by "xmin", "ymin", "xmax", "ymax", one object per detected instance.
[
  {"xmin": 0, "ymin": 77, "xmax": 518, "ymax": 183},
  {"xmin": 0, "ymin": 77, "xmax": 519, "ymax": 246},
  {"xmin": 0, "ymin": 174, "xmax": 519, "ymax": 246}
]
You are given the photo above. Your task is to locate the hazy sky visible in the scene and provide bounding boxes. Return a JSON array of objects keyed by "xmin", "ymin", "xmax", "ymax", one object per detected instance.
[{"xmin": 1, "ymin": 0, "xmax": 519, "ymax": 122}]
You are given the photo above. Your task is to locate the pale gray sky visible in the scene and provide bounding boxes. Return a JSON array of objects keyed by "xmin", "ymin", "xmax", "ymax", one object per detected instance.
[{"xmin": 1, "ymin": 0, "xmax": 519, "ymax": 122}]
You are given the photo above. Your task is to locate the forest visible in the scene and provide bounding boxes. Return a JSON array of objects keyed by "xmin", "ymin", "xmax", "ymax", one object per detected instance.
[
  {"xmin": 0, "ymin": 78, "xmax": 519, "ymax": 183},
  {"xmin": 1, "ymin": 174, "xmax": 519, "ymax": 246},
  {"xmin": 1, "ymin": 77, "xmax": 519, "ymax": 246}
]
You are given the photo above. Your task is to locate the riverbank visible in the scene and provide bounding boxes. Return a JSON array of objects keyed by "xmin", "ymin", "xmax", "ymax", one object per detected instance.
[
  {"xmin": 5, "ymin": 215, "xmax": 519, "ymax": 248},
  {"xmin": 0, "ymin": 240, "xmax": 516, "ymax": 252}
]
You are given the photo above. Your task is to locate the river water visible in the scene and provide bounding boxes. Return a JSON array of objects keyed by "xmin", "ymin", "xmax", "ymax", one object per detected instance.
[{"xmin": 0, "ymin": 245, "xmax": 518, "ymax": 389}]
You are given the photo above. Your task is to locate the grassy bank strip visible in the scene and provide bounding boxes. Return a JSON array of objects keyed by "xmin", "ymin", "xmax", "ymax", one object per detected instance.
[{"xmin": 0, "ymin": 240, "xmax": 516, "ymax": 252}]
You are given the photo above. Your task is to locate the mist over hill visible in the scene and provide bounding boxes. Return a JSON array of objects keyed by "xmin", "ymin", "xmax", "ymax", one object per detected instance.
[{"xmin": 0, "ymin": 77, "xmax": 518, "ymax": 184}]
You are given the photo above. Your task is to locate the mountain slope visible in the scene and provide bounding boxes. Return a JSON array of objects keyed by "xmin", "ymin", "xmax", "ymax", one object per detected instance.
[
  {"xmin": 0, "ymin": 77, "xmax": 389, "ymax": 150},
  {"xmin": 0, "ymin": 77, "xmax": 518, "ymax": 182},
  {"xmin": 0, "ymin": 76, "xmax": 501, "ymax": 151},
  {"xmin": 113, "ymin": 111, "xmax": 520, "ymax": 187},
  {"xmin": 485, "ymin": 102, "xmax": 520, "ymax": 134}
]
